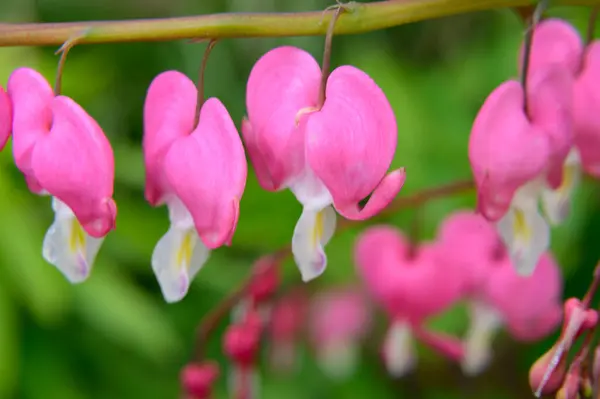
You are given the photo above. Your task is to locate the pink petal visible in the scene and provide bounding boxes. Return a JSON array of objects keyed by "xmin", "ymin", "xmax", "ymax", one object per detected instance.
[
  {"xmin": 483, "ymin": 252, "xmax": 562, "ymax": 341},
  {"xmin": 0, "ymin": 85, "xmax": 11, "ymax": 151},
  {"xmin": 304, "ymin": 66, "xmax": 403, "ymax": 220},
  {"xmin": 354, "ymin": 226, "xmax": 463, "ymax": 323},
  {"xmin": 7, "ymin": 67, "xmax": 54, "ymax": 193},
  {"xmin": 163, "ymin": 97, "xmax": 247, "ymax": 249},
  {"xmin": 244, "ymin": 46, "xmax": 321, "ymax": 190},
  {"xmin": 143, "ymin": 70, "xmax": 196, "ymax": 206},
  {"xmin": 573, "ymin": 41, "xmax": 600, "ymax": 177},
  {"xmin": 241, "ymin": 117, "xmax": 276, "ymax": 190},
  {"xmin": 31, "ymin": 96, "xmax": 116, "ymax": 237},
  {"xmin": 436, "ymin": 210, "xmax": 501, "ymax": 293},
  {"xmin": 468, "ymin": 80, "xmax": 550, "ymax": 221},
  {"xmin": 412, "ymin": 326, "xmax": 464, "ymax": 361},
  {"xmin": 520, "ymin": 18, "xmax": 584, "ymax": 78},
  {"xmin": 527, "ymin": 66, "xmax": 574, "ymax": 188}
]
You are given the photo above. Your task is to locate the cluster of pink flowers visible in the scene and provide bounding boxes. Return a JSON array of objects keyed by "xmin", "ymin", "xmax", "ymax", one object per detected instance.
[
  {"xmin": 0, "ymin": 45, "xmax": 404, "ymax": 302},
  {"xmin": 470, "ymin": 18, "xmax": 600, "ymax": 276}
]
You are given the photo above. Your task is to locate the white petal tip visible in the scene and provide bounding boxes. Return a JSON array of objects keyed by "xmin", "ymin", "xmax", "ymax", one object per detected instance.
[
  {"xmin": 160, "ymin": 272, "xmax": 191, "ymax": 304},
  {"xmin": 298, "ymin": 252, "xmax": 327, "ymax": 282}
]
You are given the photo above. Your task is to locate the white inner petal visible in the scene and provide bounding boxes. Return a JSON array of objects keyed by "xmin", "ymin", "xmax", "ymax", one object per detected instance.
[
  {"xmin": 42, "ymin": 197, "xmax": 104, "ymax": 283},
  {"xmin": 541, "ymin": 148, "xmax": 582, "ymax": 226},
  {"xmin": 288, "ymin": 166, "xmax": 333, "ymax": 210},
  {"xmin": 228, "ymin": 365, "xmax": 260, "ymax": 399},
  {"xmin": 382, "ymin": 320, "xmax": 416, "ymax": 378},
  {"xmin": 317, "ymin": 340, "xmax": 360, "ymax": 381},
  {"xmin": 152, "ymin": 198, "xmax": 210, "ymax": 303},
  {"xmin": 461, "ymin": 300, "xmax": 504, "ymax": 376},
  {"xmin": 496, "ymin": 184, "xmax": 549, "ymax": 276},
  {"xmin": 291, "ymin": 205, "xmax": 337, "ymax": 282}
]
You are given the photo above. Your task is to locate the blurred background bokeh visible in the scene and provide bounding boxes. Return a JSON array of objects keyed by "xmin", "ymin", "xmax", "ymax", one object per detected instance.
[{"xmin": 1, "ymin": 1, "xmax": 600, "ymax": 398}]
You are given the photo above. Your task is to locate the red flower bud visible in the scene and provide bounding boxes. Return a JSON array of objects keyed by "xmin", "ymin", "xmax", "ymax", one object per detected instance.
[{"xmin": 180, "ymin": 361, "xmax": 220, "ymax": 399}]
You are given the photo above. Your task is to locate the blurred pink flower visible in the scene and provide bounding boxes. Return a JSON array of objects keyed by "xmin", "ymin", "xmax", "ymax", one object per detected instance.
[
  {"xmin": 354, "ymin": 225, "xmax": 464, "ymax": 377},
  {"xmin": 308, "ymin": 287, "xmax": 371, "ymax": 380}
]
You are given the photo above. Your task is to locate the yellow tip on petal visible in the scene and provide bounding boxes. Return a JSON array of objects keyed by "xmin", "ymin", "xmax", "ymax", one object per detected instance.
[
  {"xmin": 311, "ymin": 210, "xmax": 325, "ymax": 248},
  {"xmin": 69, "ymin": 218, "xmax": 86, "ymax": 255},
  {"xmin": 513, "ymin": 208, "xmax": 531, "ymax": 244},
  {"xmin": 176, "ymin": 229, "xmax": 196, "ymax": 271}
]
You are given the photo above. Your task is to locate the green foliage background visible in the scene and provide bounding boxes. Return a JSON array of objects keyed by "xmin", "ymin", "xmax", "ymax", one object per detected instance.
[{"xmin": 1, "ymin": 0, "xmax": 599, "ymax": 398}]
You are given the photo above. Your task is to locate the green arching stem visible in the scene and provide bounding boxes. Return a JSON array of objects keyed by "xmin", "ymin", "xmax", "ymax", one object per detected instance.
[
  {"xmin": 0, "ymin": 0, "xmax": 599, "ymax": 47},
  {"xmin": 194, "ymin": 39, "xmax": 218, "ymax": 128},
  {"xmin": 53, "ymin": 30, "xmax": 89, "ymax": 95},
  {"xmin": 520, "ymin": 0, "xmax": 550, "ymax": 118},
  {"xmin": 317, "ymin": 6, "xmax": 346, "ymax": 108}
]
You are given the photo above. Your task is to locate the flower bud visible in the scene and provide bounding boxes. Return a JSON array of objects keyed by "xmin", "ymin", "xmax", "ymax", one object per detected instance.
[
  {"xmin": 180, "ymin": 361, "xmax": 220, "ymax": 399},
  {"xmin": 248, "ymin": 257, "xmax": 280, "ymax": 304},
  {"xmin": 224, "ymin": 315, "xmax": 262, "ymax": 367}
]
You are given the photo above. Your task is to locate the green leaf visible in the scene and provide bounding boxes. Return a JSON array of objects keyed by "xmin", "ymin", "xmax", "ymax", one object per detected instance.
[{"xmin": 0, "ymin": 280, "xmax": 19, "ymax": 398}]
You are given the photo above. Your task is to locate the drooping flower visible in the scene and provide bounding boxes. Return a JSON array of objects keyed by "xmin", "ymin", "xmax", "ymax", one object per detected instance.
[
  {"xmin": 436, "ymin": 211, "xmax": 562, "ymax": 375},
  {"xmin": 181, "ymin": 361, "xmax": 220, "ymax": 399},
  {"xmin": 354, "ymin": 226, "xmax": 464, "ymax": 377},
  {"xmin": 7, "ymin": 67, "xmax": 116, "ymax": 283},
  {"xmin": 243, "ymin": 46, "xmax": 405, "ymax": 282},
  {"xmin": 308, "ymin": 286, "xmax": 371, "ymax": 380},
  {"xmin": 143, "ymin": 70, "xmax": 247, "ymax": 303},
  {"xmin": 0, "ymin": 85, "xmax": 11, "ymax": 151},
  {"xmin": 468, "ymin": 64, "xmax": 572, "ymax": 275},
  {"xmin": 519, "ymin": 18, "xmax": 584, "ymax": 226}
]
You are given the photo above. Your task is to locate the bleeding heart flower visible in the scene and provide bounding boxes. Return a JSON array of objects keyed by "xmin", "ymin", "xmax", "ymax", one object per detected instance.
[
  {"xmin": 143, "ymin": 70, "xmax": 247, "ymax": 303},
  {"xmin": 7, "ymin": 67, "xmax": 116, "ymax": 283},
  {"xmin": 0, "ymin": 85, "xmax": 11, "ymax": 151},
  {"xmin": 243, "ymin": 46, "xmax": 405, "ymax": 282},
  {"xmin": 354, "ymin": 225, "xmax": 464, "ymax": 377},
  {"xmin": 469, "ymin": 65, "xmax": 572, "ymax": 275},
  {"xmin": 308, "ymin": 287, "xmax": 370, "ymax": 380},
  {"xmin": 436, "ymin": 211, "xmax": 562, "ymax": 375}
]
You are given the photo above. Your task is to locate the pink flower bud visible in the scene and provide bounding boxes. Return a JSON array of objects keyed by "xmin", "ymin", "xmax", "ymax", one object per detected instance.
[
  {"xmin": 181, "ymin": 361, "xmax": 220, "ymax": 399},
  {"xmin": 247, "ymin": 256, "xmax": 280, "ymax": 304},
  {"xmin": 224, "ymin": 316, "xmax": 262, "ymax": 367}
]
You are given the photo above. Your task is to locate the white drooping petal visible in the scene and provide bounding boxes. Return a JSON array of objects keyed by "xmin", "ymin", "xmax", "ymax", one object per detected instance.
[
  {"xmin": 291, "ymin": 205, "xmax": 337, "ymax": 282},
  {"xmin": 152, "ymin": 198, "xmax": 210, "ymax": 303},
  {"xmin": 42, "ymin": 197, "xmax": 105, "ymax": 283},
  {"xmin": 541, "ymin": 149, "xmax": 582, "ymax": 225},
  {"xmin": 496, "ymin": 186, "xmax": 549, "ymax": 276},
  {"xmin": 317, "ymin": 340, "xmax": 360, "ymax": 381},
  {"xmin": 382, "ymin": 321, "xmax": 416, "ymax": 378},
  {"xmin": 461, "ymin": 301, "xmax": 504, "ymax": 376}
]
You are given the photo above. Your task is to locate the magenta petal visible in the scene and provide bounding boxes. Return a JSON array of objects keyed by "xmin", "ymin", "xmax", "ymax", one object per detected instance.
[
  {"xmin": 520, "ymin": 18, "xmax": 584, "ymax": 78},
  {"xmin": 574, "ymin": 41, "xmax": 600, "ymax": 177},
  {"xmin": 31, "ymin": 96, "xmax": 116, "ymax": 237},
  {"xmin": 305, "ymin": 66, "xmax": 402, "ymax": 220},
  {"xmin": 244, "ymin": 46, "xmax": 321, "ymax": 190},
  {"xmin": 468, "ymin": 80, "xmax": 550, "ymax": 221},
  {"xmin": 7, "ymin": 67, "xmax": 54, "ymax": 192},
  {"xmin": 143, "ymin": 70, "xmax": 197, "ymax": 206},
  {"xmin": 0, "ymin": 86, "xmax": 11, "ymax": 151},
  {"xmin": 241, "ymin": 117, "xmax": 276, "ymax": 191},
  {"xmin": 163, "ymin": 97, "xmax": 247, "ymax": 249},
  {"xmin": 483, "ymin": 253, "xmax": 562, "ymax": 342},
  {"xmin": 527, "ymin": 67, "xmax": 574, "ymax": 188},
  {"xmin": 412, "ymin": 326, "xmax": 464, "ymax": 362}
]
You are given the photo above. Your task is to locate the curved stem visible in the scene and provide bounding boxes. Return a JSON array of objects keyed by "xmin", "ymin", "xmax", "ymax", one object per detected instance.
[
  {"xmin": 1, "ymin": 0, "xmax": 600, "ymax": 47},
  {"xmin": 520, "ymin": 0, "xmax": 549, "ymax": 117},
  {"xmin": 317, "ymin": 5, "xmax": 346, "ymax": 108},
  {"xmin": 194, "ymin": 39, "xmax": 218, "ymax": 128},
  {"xmin": 53, "ymin": 29, "xmax": 89, "ymax": 95}
]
